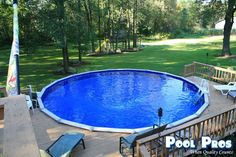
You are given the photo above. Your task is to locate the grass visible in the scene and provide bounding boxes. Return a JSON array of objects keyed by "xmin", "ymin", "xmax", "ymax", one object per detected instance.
[{"xmin": 0, "ymin": 35, "xmax": 236, "ymax": 91}]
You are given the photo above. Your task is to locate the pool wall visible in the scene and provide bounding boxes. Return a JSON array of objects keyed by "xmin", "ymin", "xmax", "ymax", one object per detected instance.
[{"xmin": 37, "ymin": 69, "xmax": 209, "ymax": 133}]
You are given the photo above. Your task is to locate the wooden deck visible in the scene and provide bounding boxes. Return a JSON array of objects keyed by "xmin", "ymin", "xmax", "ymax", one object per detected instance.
[
  {"xmin": 32, "ymin": 110, "xmax": 125, "ymax": 157},
  {"xmin": 0, "ymin": 76, "xmax": 235, "ymax": 157},
  {"xmin": 31, "ymin": 76, "xmax": 235, "ymax": 157},
  {"xmin": 2, "ymin": 95, "xmax": 40, "ymax": 157}
]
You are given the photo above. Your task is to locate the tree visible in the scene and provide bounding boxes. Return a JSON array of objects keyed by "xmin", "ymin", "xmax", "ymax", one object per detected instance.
[
  {"xmin": 132, "ymin": 0, "xmax": 138, "ymax": 48},
  {"xmin": 2, "ymin": 0, "xmax": 232, "ymax": 60},
  {"xmin": 0, "ymin": 1, "xmax": 11, "ymax": 45},
  {"xmin": 193, "ymin": 0, "xmax": 231, "ymax": 56},
  {"xmin": 83, "ymin": 0, "xmax": 95, "ymax": 53},
  {"xmin": 57, "ymin": 0, "xmax": 69, "ymax": 73},
  {"xmin": 97, "ymin": 0, "xmax": 102, "ymax": 53},
  {"xmin": 77, "ymin": 0, "xmax": 82, "ymax": 62},
  {"xmin": 126, "ymin": 0, "xmax": 131, "ymax": 49},
  {"xmin": 222, "ymin": 0, "xmax": 236, "ymax": 56}
]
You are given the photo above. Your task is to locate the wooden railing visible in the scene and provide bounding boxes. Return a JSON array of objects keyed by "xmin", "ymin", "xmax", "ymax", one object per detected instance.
[
  {"xmin": 136, "ymin": 105, "xmax": 236, "ymax": 157},
  {"xmin": 183, "ymin": 62, "xmax": 236, "ymax": 83},
  {"xmin": 1, "ymin": 95, "xmax": 41, "ymax": 157}
]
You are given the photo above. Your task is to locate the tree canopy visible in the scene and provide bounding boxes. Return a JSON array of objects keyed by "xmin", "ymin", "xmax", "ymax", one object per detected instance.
[{"xmin": 0, "ymin": 0, "xmax": 232, "ymax": 72}]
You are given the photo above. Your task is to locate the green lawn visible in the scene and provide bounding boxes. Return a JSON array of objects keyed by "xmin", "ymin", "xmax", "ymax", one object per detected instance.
[{"xmin": 1, "ymin": 35, "xmax": 236, "ymax": 91}]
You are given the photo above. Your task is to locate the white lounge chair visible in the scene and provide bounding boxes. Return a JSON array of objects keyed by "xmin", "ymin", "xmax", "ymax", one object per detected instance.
[{"xmin": 213, "ymin": 82, "xmax": 236, "ymax": 95}]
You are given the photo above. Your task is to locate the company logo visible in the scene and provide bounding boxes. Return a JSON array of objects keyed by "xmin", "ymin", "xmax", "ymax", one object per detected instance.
[{"xmin": 166, "ymin": 136, "xmax": 232, "ymax": 149}]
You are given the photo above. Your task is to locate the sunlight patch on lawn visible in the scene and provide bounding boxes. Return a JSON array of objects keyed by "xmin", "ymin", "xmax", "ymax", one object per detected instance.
[
  {"xmin": 142, "ymin": 35, "xmax": 236, "ymax": 46},
  {"xmin": 162, "ymin": 62, "xmax": 177, "ymax": 65},
  {"xmin": 1, "ymin": 35, "xmax": 236, "ymax": 89}
]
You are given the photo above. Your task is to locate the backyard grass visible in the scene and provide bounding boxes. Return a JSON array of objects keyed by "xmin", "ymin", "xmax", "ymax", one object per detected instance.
[{"xmin": 0, "ymin": 35, "xmax": 236, "ymax": 91}]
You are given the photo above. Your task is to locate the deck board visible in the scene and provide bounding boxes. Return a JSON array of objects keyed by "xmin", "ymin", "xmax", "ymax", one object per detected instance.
[{"xmin": 2, "ymin": 95, "xmax": 40, "ymax": 157}]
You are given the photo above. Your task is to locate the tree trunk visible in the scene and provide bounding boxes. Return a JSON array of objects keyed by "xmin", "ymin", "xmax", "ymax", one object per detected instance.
[
  {"xmin": 132, "ymin": 0, "xmax": 138, "ymax": 48},
  {"xmin": 98, "ymin": 0, "xmax": 102, "ymax": 53},
  {"xmin": 84, "ymin": 0, "xmax": 95, "ymax": 53},
  {"xmin": 222, "ymin": 24, "xmax": 232, "ymax": 56},
  {"xmin": 107, "ymin": 0, "xmax": 111, "ymax": 39},
  {"xmin": 78, "ymin": 41, "xmax": 82, "ymax": 62},
  {"xmin": 127, "ymin": 1, "xmax": 131, "ymax": 49},
  {"xmin": 63, "ymin": 36, "xmax": 69, "ymax": 70},
  {"xmin": 77, "ymin": 0, "xmax": 82, "ymax": 62},
  {"xmin": 115, "ymin": 7, "xmax": 123, "ymax": 51},
  {"xmin": 88, "ymin": 0, "xmax": 95, "ymax": 52},
  {"xmin": 58, "ymin": 0, "xmax": 69, "ymax": 73},
  {"xmin": 111, "ymin": 0, "xmax": 115, "ymax": 51},
  {"xmin": 222, "ymin": 0, "xmax": 236, "ymax": 56},
  {"xmin": 115, "ymin": 31, "xmax": 118, "ymax": 50}
]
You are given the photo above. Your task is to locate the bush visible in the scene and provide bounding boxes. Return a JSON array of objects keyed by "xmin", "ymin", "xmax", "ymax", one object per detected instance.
[
  {"xmin": 193, "ymin": 29, "xmax": 223, "ymax": 36},
  {"xmin": 143, "ymin": 28, "xmax": 226, "ymax": 40}
]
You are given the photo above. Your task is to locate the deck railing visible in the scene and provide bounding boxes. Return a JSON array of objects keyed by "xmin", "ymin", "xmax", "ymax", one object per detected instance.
[
  {"xmin": 183, "ymin": 62, "xmax": 236, "ymax": 83},
  {"xmin": 136, "ymin": 105, "xmax": 236, "ymax": 157},
  {"xmin": 1, "ymin": 95, "xmax": 41, "ymax": 157}
]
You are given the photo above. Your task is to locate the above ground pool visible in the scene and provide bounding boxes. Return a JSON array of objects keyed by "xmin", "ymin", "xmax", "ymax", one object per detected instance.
[{"xmin": 38, "ymin": 69, "xmax": 208, "ymax": 133}]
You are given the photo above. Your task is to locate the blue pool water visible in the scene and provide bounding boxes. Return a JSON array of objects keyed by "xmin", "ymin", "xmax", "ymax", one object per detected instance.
[{"xmin": 40, "ymin": 70, "xmax": 205, "ymax": 130}]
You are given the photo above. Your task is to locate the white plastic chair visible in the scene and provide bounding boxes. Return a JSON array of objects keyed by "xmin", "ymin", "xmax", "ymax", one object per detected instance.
[
  {"xmin": 200, "ymin": 79, "xmax": 210, "ymax": 96},
  {"xmin": 25, "ymin": 95, "xmax": 34, "ymax": 113},
  {"xmin": 213, "ymin": 82, "xmax": 236, "ymax": 95},
  {"xmin": 25, "ymin": 85, "xmax": 37, "ymax": 113}
]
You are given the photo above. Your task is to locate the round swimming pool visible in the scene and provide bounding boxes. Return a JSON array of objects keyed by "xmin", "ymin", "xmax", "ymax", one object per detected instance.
[{"xmin": 38, "ymin": 69, "xmax": 208, "ymax": 133}]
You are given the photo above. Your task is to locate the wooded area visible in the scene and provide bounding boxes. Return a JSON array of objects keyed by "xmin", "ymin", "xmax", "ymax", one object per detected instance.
[{"xmin": 0, "ymin": 0, "xmax": 235, "ymax": 73}]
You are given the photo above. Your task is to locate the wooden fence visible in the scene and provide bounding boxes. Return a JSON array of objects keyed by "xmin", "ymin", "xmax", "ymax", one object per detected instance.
[
  {"xmin": 183, "ymin": 62, "xmax": 236, "ymax": 83},
  {"xmin": 136, "ymin": 105, "xmax": 236, "ymax": 157}
]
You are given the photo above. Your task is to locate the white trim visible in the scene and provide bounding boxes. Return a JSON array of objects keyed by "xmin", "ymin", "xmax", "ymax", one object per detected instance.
[
  {"xmin": 37, "ymin": 93, "xmax": 44, "ymax": 109},
  {"xmin": 167, "ymin": 114, "xmax": 196, "ymax": 128},
  {"xmin": 38, "ymin": 69, "xmax": 209, "ymax": 133},
  {"xmin": 59, "ymin": 119, "xmax": 94, "ymax": 131}
]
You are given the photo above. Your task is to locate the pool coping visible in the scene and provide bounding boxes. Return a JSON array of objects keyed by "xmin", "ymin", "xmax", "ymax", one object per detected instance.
[{"xmin": 37, "ymin": 69, "xmax": 209, "ymax": 133}]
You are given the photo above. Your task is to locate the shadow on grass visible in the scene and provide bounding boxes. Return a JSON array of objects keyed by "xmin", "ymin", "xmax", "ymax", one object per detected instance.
[{"xmin": 0, "ymin": 36, "xmax": 236, "ymax": 90}]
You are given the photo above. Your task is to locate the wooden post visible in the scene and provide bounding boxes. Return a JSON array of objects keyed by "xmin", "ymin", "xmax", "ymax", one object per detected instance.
[
  {"xmin": 201, "ymin": 121, "xmax": 205, "ymax": 137},
  {"xmin": 193, "ymin": 62, "xmax": 196, "ymax": 75},
  {"xmin": 196, "ymin": 123, "xmax": 201, "ymax": 145},
  {"xmin": 136, "ymin": 141, "xmax": 140, "ymax": 157},
  {"xmin": 222, "ymin": 112, "xmax": 228, "ymax": 137},
  {"xmin": 0, "ymin": 86, "xmax": 7, "ymax": 97},
  {"xmin": 161, "ymin": 136, "xmax": 165, "ymax": 157},
  {"xmin": 0, "ymin": 104, "xmax": 4, "ymax": 120}
]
